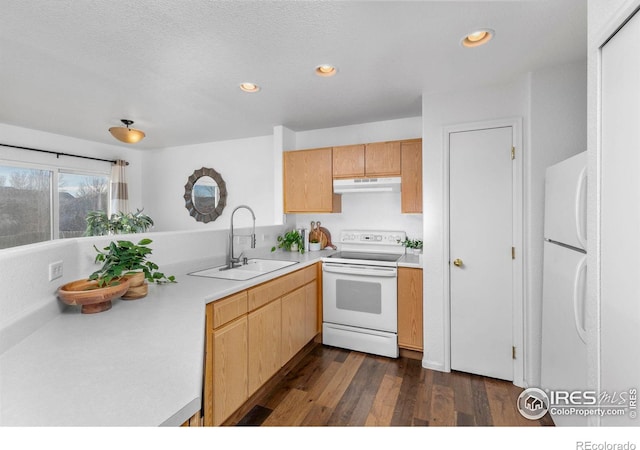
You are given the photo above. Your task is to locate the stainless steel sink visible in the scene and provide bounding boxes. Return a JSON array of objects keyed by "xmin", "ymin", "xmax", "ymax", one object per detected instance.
[{"xmin": 188, "ymin": 258, "xmax": 298, "ymax": 281}]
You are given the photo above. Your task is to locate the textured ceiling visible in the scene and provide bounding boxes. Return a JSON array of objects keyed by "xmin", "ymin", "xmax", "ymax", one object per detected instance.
[{"xmin": 0, "ymin": 0, "xmax": 586, "ymax": 149}]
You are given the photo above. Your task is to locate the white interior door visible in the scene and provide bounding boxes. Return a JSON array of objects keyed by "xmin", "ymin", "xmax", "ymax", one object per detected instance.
[{"xmin": 450, "ymin": 126, "xmax": 514, "ymax": 381}]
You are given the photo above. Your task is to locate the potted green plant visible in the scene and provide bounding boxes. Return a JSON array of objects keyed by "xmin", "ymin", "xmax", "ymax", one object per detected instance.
[
  {"xmin": 84, "ymin": 209, "xmax": 154, "ymax": 236},
  {"xmin": 402, "ymin": 238, "xmax": 423, "ymax": 254},
  {"xmin": 90, "ymin": 239, "xmax": 176, "ymax": 299},
  {"xmin": 309, "ymin": 238, "xmax": 321, "ymax": 252},
  {"xmin": 271, "ymin": 230, "xmax": 305, "ymax": 253}
]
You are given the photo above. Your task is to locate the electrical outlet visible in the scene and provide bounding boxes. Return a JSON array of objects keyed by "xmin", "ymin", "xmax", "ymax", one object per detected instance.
[{"xmin": 49, "ymin": 261, "xmax": 63, "ymax": 281}]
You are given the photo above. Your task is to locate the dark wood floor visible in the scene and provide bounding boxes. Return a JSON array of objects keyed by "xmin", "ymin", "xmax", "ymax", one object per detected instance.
[{"xmin": 228, "ymin": 343, "xmax": 554, "ymax": 427}]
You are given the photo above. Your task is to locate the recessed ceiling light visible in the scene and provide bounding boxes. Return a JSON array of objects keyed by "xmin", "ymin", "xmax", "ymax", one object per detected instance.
[
  {"xmin": 461, "ymin": 29, "xmax": 494, "ymax": 48},
  {"xmin": 239, "ymin": 82, "xmax": 260, "ymax": 93},
  {"xmin": 315, "ymin": 64, "xmax": 337, "ymax": 77}
]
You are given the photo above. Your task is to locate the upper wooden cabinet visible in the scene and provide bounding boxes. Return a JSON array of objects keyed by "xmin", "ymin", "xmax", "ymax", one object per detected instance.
[
  {"xmin": 401, "ymin": 139, "xmax": 423, "ymax": 213},
  {"xmin": 365, "ymin": 141, "xmax": 401, "ymax": 176},
  {"xmin": 332, "ymin": 144, "xmax": 365, "ymax": 177},
  {"xmin": 283, "ymin": 148, "xmax": 341, "ymax": 213},
  {"xmin": 284, "ymin": 138, "xmax": 421, "ymax": 214},
  {"xmin": 332, "ymin": 141, "xmax": 402, "ymax": 178}
]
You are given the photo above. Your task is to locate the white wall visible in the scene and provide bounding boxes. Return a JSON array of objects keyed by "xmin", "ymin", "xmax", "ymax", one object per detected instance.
[
  {"xmin": 0, "ymin": 123, "xmax": 144, "ymax": 209},
  {"xmin": 421, "ymin": 78, "xmax": 529, "ymax": 372},
  {"xmin": 288, "ymin": 117, "xmax": 423, "ymax": 240},
  {"xmin": 421, "ymin": 64, "xmax": 587, "ymax": 383},
  {"xmin": 0, "ymin": 224, "xmax": 284, "ymax": 355},
  {"xmin": 527, "ymin": 60, "xmax": 587, "ymax": 386},
  {"xmin": 141, "ymin": 135, "xmax": 275, "ymax": 232}
]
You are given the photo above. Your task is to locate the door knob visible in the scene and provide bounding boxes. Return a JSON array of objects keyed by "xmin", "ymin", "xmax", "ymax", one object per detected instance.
[{"xmin": 453, "ymin": 258, "xmax": 463, "ymax": 267}]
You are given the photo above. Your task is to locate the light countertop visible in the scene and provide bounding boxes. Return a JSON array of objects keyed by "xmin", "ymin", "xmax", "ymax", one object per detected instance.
[
  {"xmin": 0, "ymin": 249, "xmax": 333, "ymax": 426},
  {"xmin": 398, "ymin": 253, "xmax": 423, "ymax": 269}
]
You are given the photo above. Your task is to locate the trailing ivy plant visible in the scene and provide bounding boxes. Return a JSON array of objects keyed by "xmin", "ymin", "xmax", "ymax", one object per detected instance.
[
  {"xmin": 84, "ymin": 209, "xmax": 154, "ymax": 236},
  {"xmin": 90, "ymin": 238, "xmax": 176, "ymax": 287}
]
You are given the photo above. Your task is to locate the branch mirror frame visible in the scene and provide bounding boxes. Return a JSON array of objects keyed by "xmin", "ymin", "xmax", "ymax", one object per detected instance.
[{"xmin": 184, "ymin": 167, "xmax": 228, "ymax": 223}]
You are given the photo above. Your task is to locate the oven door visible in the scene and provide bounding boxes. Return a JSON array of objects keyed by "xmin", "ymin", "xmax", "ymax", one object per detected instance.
[{"xmin": 322, "ymin": 262, "xmax": 397, "ymax": 333}]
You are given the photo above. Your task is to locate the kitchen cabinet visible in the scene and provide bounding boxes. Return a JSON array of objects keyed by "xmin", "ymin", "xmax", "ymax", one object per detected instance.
[
  {"xmin": 281, "ymin": 286, "xmax": 307, "ymax": 364},
  {"xmin": 398, "ymin": 267, "xmax": 423, "ymax": 351},
  {"xmin": 203, "ymin": 263, "xmax": 320, "ymax": 426},
  {"xmin": 248, "ymin": 298, "xmax": 282, "ymax": 396},
  {"xmin": 281, "ymin": 279, "xmax": 317, "ymax": 364},
  {"xmin": 365, "ymin": 141, "xmax": 401, "ymax": 176},
  {"xmin": 283, "ymin": 147, "xmax": 341, "ymax": 213},
  {"xmin": 401, "ymin": 139, "xmax": 423, "ymax": 213},
  {"xmin": 332, "ymin": 144, "xmax": 365, "ymax": 177},
  {"xmin": 211, "ymin": 316, "xmax": 248, "ymax": 426},
  {"xmin": 332, "ymin": 141, "xmax": 402, "ymax": 178},
  {"xmin": 304, "ymin": 281, "xmax": 318, "ymax": 343},
  {"xmin": 204, "ymin": 291, "xmax": 249, "ymax": 426}
]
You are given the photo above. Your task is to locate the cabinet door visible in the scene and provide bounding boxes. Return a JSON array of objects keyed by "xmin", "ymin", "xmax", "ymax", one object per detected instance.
[
  {"xmin": 248, "ymin": 299, "xmax": 282, "ymax": 396},
  {"xmin": 401, "ymin": 140, "xmax": 423, "ymax": 213},
  {"xmin": 281, "ymin": 286, "xmax": 307, "ymax": 364},
  {"xmin": 333, "ymin": 144, "xmax": 365, "ymax": 178},
  {"xmin": 212, "ymin": 316, "xmax": 248, "ymax": 425},
  {"xmin": 398, "ymin": 268, "xmax": 423, "ymax": 351},
  {"xmin": 283, "ymin": 148, "xmax": 339, "ymax": 213},
  {"xmin": 304, "ymin": 281, "xmax": 318, "ymax": 342},
  {"xmin": 365, "ymin": 141, "xmax": 401, "ymax": 176}
]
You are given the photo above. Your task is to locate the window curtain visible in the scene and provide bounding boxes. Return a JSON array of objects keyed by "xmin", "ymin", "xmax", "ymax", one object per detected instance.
[{"xmin": 109, "ymin": 160, "xmax": 129, "ymax": 215}]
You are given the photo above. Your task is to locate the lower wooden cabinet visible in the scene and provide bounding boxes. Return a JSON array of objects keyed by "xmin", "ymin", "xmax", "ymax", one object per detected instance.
[
  {"xmin": 203, "ymin": 263, "xmax": 320, "ymax": 426},
  {"xmin": 212, "ymin": 316, "xmax": 248, "ymax": 426},
  {"xmin": 281, "ymin": 286, "xmax": 306, "ymax": 365},
  {"xmin": 398, "ymin": 267, "xmax": 423, "ymax": 351},
  {"xmin": 248, "ymin": 299, "xmax": 282, "ymax": 396},
  {"xmin": 304, "ymin": 281, "xmax": 318, "ymax": 342}
]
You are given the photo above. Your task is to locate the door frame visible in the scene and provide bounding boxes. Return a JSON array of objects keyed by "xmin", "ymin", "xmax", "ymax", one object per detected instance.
[{"xmin": 442, "ymin": 117, "xmax": 524, "ymax": 387}]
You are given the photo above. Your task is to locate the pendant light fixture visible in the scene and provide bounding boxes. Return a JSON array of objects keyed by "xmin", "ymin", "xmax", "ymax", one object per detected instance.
[{"xmin": 109, "ymin": 119, "xmax": 146, "ymax": 144}]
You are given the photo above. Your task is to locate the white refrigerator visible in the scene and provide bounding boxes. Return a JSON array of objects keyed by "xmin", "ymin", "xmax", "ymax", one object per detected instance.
[{"xmin": 540, "ymin": 151, "xmax": 588, "ymax": 427}]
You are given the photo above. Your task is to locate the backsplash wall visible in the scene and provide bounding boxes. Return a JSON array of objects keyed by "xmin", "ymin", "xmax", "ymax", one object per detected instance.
[{"xmin": 290, "ymin": 192, "xmax": 423, "ymax": 247}]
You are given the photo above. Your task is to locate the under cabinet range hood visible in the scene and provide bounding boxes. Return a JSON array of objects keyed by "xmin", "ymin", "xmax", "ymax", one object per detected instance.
[{"xmin": 333, "ymin": 177, "xmax": 401, "ymax": 194}]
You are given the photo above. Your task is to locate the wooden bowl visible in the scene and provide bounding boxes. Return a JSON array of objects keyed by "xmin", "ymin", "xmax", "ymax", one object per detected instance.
[{"xmin": 57, "ymin": 278, "xmax": 130, "ymax": 314}]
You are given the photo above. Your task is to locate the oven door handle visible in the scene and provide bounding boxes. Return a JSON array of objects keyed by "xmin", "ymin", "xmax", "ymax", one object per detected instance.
[{"xmin": 322, "ymin": 263, "xmax": 397, "ymax": 277}]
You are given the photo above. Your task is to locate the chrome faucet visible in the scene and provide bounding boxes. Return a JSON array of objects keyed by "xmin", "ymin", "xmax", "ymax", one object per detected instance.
[{"xmin": 227, "ymin": 205, "xmax": 256, "ymax": 269}]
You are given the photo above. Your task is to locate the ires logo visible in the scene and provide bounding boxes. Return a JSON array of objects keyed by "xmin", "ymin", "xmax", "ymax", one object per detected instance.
[
  {"xmin": 517, "ymin": 388, "xmax": 550, "ymax": 420},
  {"xmin": 517, "ymin": 387, "xmax": 638, "ymax": 420}
]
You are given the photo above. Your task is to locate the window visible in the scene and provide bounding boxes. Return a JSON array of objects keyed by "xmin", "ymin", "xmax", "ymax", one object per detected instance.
[
  {"xmin": 0, "ymin": 166, "xmax": 52, "ymax": 249},
  {"xmin": 0, "ymin": 164, "xmax": 109, "ymax": 249},
  {"xmin": 59, "ymin": 172, "xmax": 109, "ymax": 239}
]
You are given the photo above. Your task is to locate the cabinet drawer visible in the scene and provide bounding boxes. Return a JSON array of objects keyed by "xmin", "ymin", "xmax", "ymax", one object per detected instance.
[
  {"xmin": 300, "ymin": 264, "xmax": 317, "ymax": 284},
  {"xmin": 248, "ymin": 265, "xmax": 316, "ymax": 311},
  {"xmin": 212, "ymin": 291, "xmax": 248, "ymax": 329}
]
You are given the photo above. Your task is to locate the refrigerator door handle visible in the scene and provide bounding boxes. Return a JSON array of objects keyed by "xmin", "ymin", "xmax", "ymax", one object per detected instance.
[
  {"xmin": 573, "ymin": 256, "xmax": 588, "ymax": 344},
  {"xmin": 575, "ymin": 167, "xmax": 587, "ymax": 249}
]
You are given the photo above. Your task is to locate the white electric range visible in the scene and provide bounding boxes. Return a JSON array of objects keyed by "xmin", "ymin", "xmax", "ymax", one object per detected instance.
[{"xmin": 321, "ymin": 230, "xmax": 406, "ymax": 358}]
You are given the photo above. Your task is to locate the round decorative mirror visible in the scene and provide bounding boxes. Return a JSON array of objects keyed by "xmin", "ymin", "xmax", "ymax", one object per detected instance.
[{"xmin": 184, "ymin": 167, "xmax": 227, "ymax": 223}]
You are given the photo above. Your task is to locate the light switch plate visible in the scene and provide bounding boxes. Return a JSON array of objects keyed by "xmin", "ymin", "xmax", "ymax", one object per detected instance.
[{"xmin": 49, "ymin": 261, "xmax": 63, "ymax": 281}]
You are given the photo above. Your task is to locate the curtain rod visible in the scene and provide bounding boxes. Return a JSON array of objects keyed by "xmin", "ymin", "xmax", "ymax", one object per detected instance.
[{"xmin": 0, "ymin": 143, "xmax": 129, "ymax": 165}]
